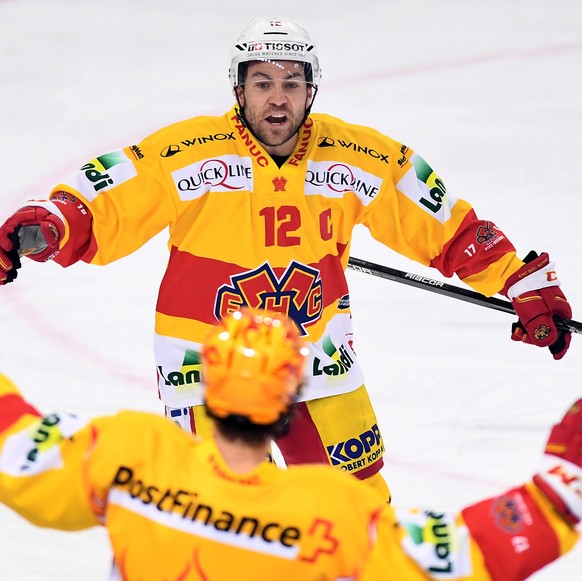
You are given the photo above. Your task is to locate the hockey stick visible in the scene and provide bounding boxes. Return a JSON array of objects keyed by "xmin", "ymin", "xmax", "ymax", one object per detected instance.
[{"xmin": 347, "ymin": 256, "xmax": 582, "ymax": 335}]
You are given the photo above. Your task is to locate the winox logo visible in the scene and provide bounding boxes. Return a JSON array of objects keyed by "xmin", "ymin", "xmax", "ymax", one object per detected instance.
[
  {"xmin": 161, "ymin": 132, "xmax": 237, "ymax": 157},
  {"xmin": 326, "ymin": 424, "xmax": 383, "ymax": 469},
  {"xmin": 316, "ymin": 136, "xmax": 390, "ymax": 164},
  {"xmin": 171, "ymin": 155, "xmax": 253, "ymax": 200},
  {"xmin": 214, "ymin": 261, "xmax": 323, "ymax": 336},
  {"xmin": 305, "ymin": 160, "xmax": 382, "ymax": 206}
]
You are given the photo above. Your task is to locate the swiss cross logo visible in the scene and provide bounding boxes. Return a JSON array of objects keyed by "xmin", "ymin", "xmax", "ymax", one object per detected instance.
[
  {"xmin": 272, "ymin": 176, "xmax": 287, "ymax": 191},
  {"xmin": 299, "ymin": 519, "xmax": 339, "ymax": 562},
  {"xmin": 214, "ymin": 261, "xmax": 322, "ymax": 335}
]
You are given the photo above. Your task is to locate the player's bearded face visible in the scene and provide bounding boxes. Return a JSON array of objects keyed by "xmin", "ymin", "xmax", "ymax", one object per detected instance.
[{"xmin": 236, "ymin": 60, "xmax": 312, "ymax": 156}]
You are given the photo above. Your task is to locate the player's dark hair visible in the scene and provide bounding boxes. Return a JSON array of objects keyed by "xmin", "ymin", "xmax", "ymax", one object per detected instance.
[{"xmin": 207, "ymin": 407, "xmax": 294, "ymax": 445}]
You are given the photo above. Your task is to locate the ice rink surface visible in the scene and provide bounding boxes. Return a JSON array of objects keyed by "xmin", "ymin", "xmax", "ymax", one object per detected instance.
[{"xmin": 1, "ymin": 0, "xmax": 582, "ymax": 578}]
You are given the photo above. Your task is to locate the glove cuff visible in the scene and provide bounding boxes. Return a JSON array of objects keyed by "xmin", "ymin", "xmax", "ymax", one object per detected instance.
[
  {"xmin": 502, "ymin": 252, "xmax": 560, "ymax": 299},
  {"xmin": 22, "ymin": 200, "xmax": 67, "ymax": 224},
  {"xmin": 534, "ymin": 455, "xmax": 582, "ymax": 525}
]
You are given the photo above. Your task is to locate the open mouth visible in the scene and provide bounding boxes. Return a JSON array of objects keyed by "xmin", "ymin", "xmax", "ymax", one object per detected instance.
[{"xmin": 266, "ymin": 114, "xmax": 288, "ymax": 125}]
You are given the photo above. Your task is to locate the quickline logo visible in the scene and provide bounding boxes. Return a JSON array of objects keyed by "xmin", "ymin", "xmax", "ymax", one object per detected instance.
[{"xmin": 158, "ymin": 349, "xmax": 202, "ymax": 386}]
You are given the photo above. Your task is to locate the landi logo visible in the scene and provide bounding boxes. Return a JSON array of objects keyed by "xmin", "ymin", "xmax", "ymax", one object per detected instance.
[
  {"xmin": 171, "ymin": 155, "xmax": 253, "ymax": 200},
  {"xmin": 74, "ymin": 149, "xmax": 137, "ymax": 202},
  {"xmin": 22, "ymin": 414, "xmax": 64, "ymax": 467},
  {"xmin": 214, "ymin": 261, "xmax": 323, "ymax": 336},
  {"xmin": 157, "ymin": 349, "xmax": 202, "ymax": 387},
  {"xmin": 2, "ymin": 412, "xmax": 89, "ymax": 477},
  {"xmin": 402, "ymin": 512, "xmax": 461, "ymax": 575},
  {"xmin": 313, "ymin": 335, "xmax": 354, "ymax": 377}
]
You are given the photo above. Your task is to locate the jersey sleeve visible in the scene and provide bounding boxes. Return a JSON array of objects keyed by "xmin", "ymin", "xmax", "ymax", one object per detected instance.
[
  {"xmin": 48, "ymin": 138, "xmax": 178, "ymax": 266},
  {"xmin": 390, "ymin": 483, "xmax": 578, "ymax": 580},
  {"xmin": 460, "ymin": 483, "xmax": 578, "ymax": 580},
  {"xmin": 0, "ymin": 375, "xmax": 187, "ymax": 533},
  {"xmin": 0, "ymin": 373, "xmax": 99, "ymax": 530},
  {"xmin": 363, "ymin": 149, "xmax": 524, "ymax": 296}
]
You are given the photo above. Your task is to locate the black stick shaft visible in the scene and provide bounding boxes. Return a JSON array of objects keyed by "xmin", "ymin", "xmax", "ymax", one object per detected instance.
[{"xmin": 347, "ymin": 256, "xmax": 582, "ymax": 335}]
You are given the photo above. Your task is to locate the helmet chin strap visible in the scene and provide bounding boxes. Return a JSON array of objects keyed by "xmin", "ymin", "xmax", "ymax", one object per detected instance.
[
  {"xmin": 233, "ymin": 90, "xmax": 251, "ymax": 130},
  {"xmin": 234, "ymin": 85, "xmax": 319, "ymax": 141},
  {"xmin": 304, "ymin": 85, "xmax": 318, "ymax": 121}
]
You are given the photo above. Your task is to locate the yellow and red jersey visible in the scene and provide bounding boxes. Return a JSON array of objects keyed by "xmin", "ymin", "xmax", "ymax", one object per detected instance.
[
  {"xmin": 48, "ymin": 107, "xmax": 523, "ymax": 408},
  {"xmin": 0, "ymin": 374, "xmax": 576, "ymax": 580}
]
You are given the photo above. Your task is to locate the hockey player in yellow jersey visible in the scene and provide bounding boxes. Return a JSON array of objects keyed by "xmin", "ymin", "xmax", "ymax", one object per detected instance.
[
  {"xmin": 0, "ymin": 308, "xmax": 580, "ymax": 580},
  {"xmin": 0, "ymin": 18, "xmax": 573, "ymax": 501}
]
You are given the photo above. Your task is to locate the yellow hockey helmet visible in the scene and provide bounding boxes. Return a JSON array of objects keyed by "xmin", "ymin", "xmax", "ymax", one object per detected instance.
[{"xmin": 201, "ymin": 308, "xmax": 309, "ymax": 425}]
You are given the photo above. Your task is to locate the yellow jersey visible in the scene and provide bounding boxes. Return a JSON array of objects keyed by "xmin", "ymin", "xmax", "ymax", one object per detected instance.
[
  {"xmin": 0, "ymin": 374, "xmax": 576, "ymax": 580},
  {"xmin": 49, "ymin": 107, "xmax": 523, "ymax": 408}
]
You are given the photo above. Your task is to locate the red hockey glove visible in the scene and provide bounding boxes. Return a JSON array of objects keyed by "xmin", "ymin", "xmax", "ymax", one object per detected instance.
[
  {"xmin": 533, "ymin": 399, "xmax": 582, "ymax": 525},
  {"xmin": 501, "ymin": 251, "xmax": 572, "ymax": 360},
  {"xmin": 0, "ymin": 202, "xmax": 66, "ymax": 285},
  {"xmin": 0, "ymin": 230, "xmax": 21, "ymax": 284}
]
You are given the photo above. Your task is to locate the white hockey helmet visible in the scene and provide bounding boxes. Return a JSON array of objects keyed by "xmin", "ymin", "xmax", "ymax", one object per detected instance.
[{"xmin": 229, "ymin": 18, "xmax": 321, "ymax": 89}]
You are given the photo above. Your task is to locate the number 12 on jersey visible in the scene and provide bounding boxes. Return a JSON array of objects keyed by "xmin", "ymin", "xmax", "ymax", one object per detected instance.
[{"xmin": 259, "ymin": 206, "xmax": 333, "ymax": 247}]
